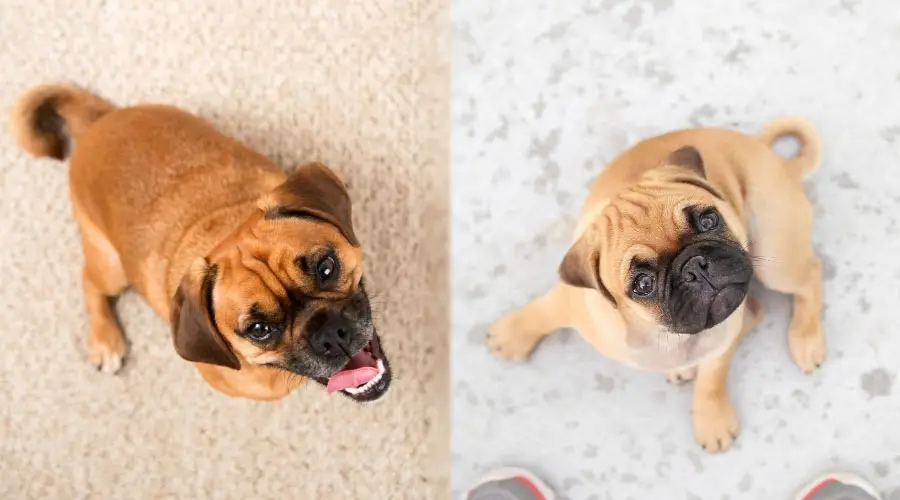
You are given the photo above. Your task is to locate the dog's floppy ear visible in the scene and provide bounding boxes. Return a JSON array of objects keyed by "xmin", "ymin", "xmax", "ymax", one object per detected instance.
[
  {"xmin": 558, "ymin": 232, "xmax": 616, "ymax": 306},
  {"xmin": 664, "ymin": 145, "xmax": 706, "ymax": 179},
  {"xmin": 170, "ymin": 258, "xmax": 241, "ymax": 370},
  {"xmin": 258, "ymin": 162, "xmax": 359, "ymax": 246}
]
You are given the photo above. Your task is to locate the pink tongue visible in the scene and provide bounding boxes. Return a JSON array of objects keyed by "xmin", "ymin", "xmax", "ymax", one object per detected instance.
[{"xmin": 326, "ymin": 366, "xmax": 378, "ymax": 394}]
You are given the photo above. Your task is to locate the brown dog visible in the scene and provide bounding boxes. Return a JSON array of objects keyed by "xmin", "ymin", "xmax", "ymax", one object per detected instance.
[
  {"xmin": 9, "ymin": 83, "xmax": 392, "ymax": 402},
  {"xmin": 488, "ymin": 117, "xmax": 825, "ymax": 452}
]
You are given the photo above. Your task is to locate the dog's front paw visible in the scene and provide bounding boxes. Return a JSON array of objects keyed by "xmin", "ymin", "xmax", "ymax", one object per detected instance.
[
  {"xmin": 486, "ymin": 313, "xmax": 539, "ymax": 362},
  {"xmin": 88, "ymin": 326, "xmax": 127, "ymax": 374},
  {"xmin": 693, "ymin": 397, "xmax": 739, "ymax": 453},
  {"xmin": 666, "ymin": 366, "xmax": 698, "ymax": 384},
  {"xmin": 788, "ymin": 317, "xmax": 825, "ymax": 374}
]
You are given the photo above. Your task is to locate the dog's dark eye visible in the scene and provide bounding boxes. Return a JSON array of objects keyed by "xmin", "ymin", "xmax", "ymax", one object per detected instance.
[
  {"xmin": 696, "ymin": 209, "xmax": 720, "ymax": 232},
  {"xmin": 316, "ymin": 254, "xmax": 339, "ymax": 285},
  {"xmin": 631, "ymin": 273, "xmax": 656, "ymax": 297},
  {"xmin": 246, "ymin": 322, "xmax": 273, "ymax": 341}
]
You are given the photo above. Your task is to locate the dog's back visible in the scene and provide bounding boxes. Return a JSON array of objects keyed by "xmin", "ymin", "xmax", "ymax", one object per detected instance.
[{"xmin": 9, "ymin": 84, "xmax": 286, "ymax": 309}]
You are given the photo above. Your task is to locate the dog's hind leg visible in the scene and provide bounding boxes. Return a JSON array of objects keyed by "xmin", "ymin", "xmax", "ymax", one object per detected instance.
[
  {"xmin": 748, "ymin": 184, "xmax": 824, "ymax": 374},
  {"xmin": 487, "ymin": 284, "xmax": 571, "ymax": 361},
  {"xmin": 78, "ymin": 215, "xmax": 130, "ymax": 374},
  {"xmin": 751, "ymin": 117, "xmax": 825, "ymax": 374}
]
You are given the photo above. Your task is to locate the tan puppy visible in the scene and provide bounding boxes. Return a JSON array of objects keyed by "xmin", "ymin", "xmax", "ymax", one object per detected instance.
[
  {"xmin": 488, "ymin": 117, "xmax": 824, "ymax": 452},
  {"xmin": 9, "ymin": 83, "xmax": 392, "ymax": 402}
]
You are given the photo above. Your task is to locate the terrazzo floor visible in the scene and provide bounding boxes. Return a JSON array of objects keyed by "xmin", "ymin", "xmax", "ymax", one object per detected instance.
[{"xmin": 451, "ymin": 1, "xmax": 900, "ymax": 498}]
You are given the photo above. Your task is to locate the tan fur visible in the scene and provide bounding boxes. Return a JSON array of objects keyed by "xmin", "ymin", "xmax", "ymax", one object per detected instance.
[
  {"xmin": 757, "ymin": 116, "xmax": 822, "ymax": 177},
  {"xmin": 488, "ymin": 117, "xmax": 825, "ymax": 452},
  {"xmin": 9, "ymin": 83, "xmax": 365, "ymax": 401},
  {"xmin": 8, "ymin": 83, "xmax": 116, "ymax": 160}
]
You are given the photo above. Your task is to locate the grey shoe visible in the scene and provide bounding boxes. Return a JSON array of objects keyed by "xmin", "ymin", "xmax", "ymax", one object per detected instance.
[
  {"xmin": 466, "ymin": 467, "xmax": 555, "ymax": 500},
  {"xmin": 797, "ymin": 472, "xmax": 881, "ymax": 500}
]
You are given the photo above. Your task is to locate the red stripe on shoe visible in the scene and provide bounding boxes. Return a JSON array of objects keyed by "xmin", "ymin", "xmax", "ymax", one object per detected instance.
[
  {"xmin": 803, "ymin": 478, "xmax": 837, "ymax": 500},
  {"xmin": 514, "ymin": 475, "xmax": 546, "ymax": 500}
]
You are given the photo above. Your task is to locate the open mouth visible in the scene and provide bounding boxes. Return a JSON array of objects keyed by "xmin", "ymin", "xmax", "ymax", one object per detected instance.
[{"xmin": 318, "ymin": 333, "xmax": 391, "ymax": 402}]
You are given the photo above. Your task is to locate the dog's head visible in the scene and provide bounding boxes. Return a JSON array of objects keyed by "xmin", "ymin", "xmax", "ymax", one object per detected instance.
[
  {"xmin": 170, "ymin": 162, "xmax": 390, "ymax": 402},
  {"xmin": 559, "ymin": 147, "xmax": 753, "ymax": 368}
]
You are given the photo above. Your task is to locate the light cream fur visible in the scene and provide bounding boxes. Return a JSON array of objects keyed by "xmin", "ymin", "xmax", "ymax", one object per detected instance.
[{"xmin": 489, "ymin": 117, "xmax": 824, "ymax": 453}]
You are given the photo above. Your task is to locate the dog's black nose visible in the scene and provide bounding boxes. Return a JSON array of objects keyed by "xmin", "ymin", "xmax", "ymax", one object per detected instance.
[
  {"xmin": 667, "ymin": 241, "xmax": 753, "ymax": 334},
  {"xmin": 308, "ymin": 318, "xmax": 354, "ymax": 357},
  {"xmin": 681, "ymin": 251, "xmax": 743, "ymax": 290},
  {"xmin": 681, "ymin": 255, "xmax": 710, "ymax": 283}
]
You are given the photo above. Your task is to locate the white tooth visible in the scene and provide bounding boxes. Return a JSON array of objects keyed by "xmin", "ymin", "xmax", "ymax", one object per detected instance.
[{"xmin": 343, "ymin": 360, "xmax": 387, "ymax": 396}]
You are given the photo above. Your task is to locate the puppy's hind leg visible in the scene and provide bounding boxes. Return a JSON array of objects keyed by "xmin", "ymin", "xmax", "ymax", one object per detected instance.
[
  {"xmin": 79, "ymin": 221, "xmax": 130, "ymax": 374},
  {"xmin": 750, "ymin": 192, "xmax": 824, "ymax": 374},
  {"xmin": 666, "ymin": 366, "xmax": 697, "ymax": 385},
  {"xmin": 753, "ymin": 117, "xmax": 825, "ymax": 374},
  {"xmin": 487, "ymin": 284, "xmax": 570, "ymax": 361}
]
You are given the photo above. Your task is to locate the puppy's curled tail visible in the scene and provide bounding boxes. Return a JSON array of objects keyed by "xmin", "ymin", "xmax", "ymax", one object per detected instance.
[
  {"xmin": 757, "ymin": 116, "xmax": 822, "ymax": 178},
  {"xmin": 8, "ymin": 83, "xmax": 116, "ymax": 161}
]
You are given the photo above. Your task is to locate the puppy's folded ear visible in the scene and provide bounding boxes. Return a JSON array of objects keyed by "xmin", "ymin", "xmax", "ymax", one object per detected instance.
[
  {"xmin": 170, "ymin": 258, "xmax": 241, "ymax": 370},
  {"xmin": 258, "ymin": 162, "xmax": 359, "ymax": 246},
  {"xmin": 664, "ymin": 145, "xmax": 705, "ymax": 178},
  {"xmin": 558, "ymin": 232, "xmax": 616, "ymax": 306}
]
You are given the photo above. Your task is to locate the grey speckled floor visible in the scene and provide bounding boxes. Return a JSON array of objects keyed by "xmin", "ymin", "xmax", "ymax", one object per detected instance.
[{"xmin": 451, "ymin": 1, "xmax": 900, "ymax": 499}]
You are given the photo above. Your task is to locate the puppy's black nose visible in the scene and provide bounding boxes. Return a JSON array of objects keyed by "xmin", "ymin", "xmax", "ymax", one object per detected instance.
[
  {"xmin": 680, "ymin": 251, "xmax": 743, "ymax": 290},
  {"xmin": 667, "ymin": 241, "xmax": 753, "ymax": 334},
  {"xmin": 681, "ymin": 255, "xmax": 710, "ymax": 283},
  {"xmin": 308, "ymin": 318, "xmax": 353, "ymax": 357}
]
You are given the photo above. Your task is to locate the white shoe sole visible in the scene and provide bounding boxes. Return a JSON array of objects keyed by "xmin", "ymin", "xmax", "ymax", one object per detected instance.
[
  {"xmin": 462, "ymin": 466, "xmax": 556, "ymax": 500},
  {"xmin": 795, "ymin": 471, "xmax": 881, "ymax": 500}
]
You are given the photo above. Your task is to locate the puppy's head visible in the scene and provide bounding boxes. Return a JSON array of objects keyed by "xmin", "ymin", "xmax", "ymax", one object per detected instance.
[
  {"xmin": 560, "ymin": 147, "xmax": 753, "ymax": 368},
  {"xmin": 170, "ymin": 162, "xmax": 391, "ymax": 402}
]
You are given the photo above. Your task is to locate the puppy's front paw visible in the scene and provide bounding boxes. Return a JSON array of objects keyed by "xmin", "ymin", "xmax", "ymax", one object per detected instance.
[
  {"xmin": 666, "ymin": 366, "xmax": 698, "ymax": 385},
  {"xmin": 693, "ymin": 397, "xmax": 739, "ymax": 453},
  {"xmin": 789, "ymin": 318, "xmax": 825, "ymax": 374},
  {"xmin": 88, "ymin": 326, "xmax": 127, "ymax": 374},
  {"xmin": 486, "ymin": 313, "xmax": 538, "ymax": 362}
]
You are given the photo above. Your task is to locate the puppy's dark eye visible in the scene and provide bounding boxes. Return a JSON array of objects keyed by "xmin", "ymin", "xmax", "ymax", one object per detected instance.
[
  {"xmin": 246, "ymin": 322, "xmax": 273, "ymax": 342},
  {"xmin": 316, "ymin": 254, "xmax": 339, "ymax": 285},
  {"xmin": 631, "ymin": 273, "xmax": 656, "ymax": 297},
  {"xmin": 696, "ymin": 209, "xmax": 720, "ymax": 232}
]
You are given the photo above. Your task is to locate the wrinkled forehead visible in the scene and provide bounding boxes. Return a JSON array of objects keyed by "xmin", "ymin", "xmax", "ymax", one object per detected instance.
[
  {"xmin": 604, "ymin": 190, "xmax": 695, "ymax": 256},
  {"xmin": 213, "ymin": 217, "xmax": 362, "ymax": 295},
  {"xmin": 214, "ymin": 260, "xmax": 284, "ymax": 311},
  {"xmin": 253, "ymin": 217, "xmax": 363, "ymax": 266}
]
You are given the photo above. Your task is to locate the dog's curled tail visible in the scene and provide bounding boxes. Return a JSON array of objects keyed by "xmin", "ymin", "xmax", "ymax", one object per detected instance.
[
  {"xmin": 757, "ymin": 115, "xmax": 822, "ymax": 178},
  {"xmin": 8, "ymin": 83, "xmax": 116, "ymax": 161}
]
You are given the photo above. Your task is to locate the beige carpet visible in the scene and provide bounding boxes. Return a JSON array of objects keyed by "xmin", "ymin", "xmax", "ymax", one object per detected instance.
[{"xmin": 0, "ymin": 1, "xmax": 449, "ymax": 498}]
